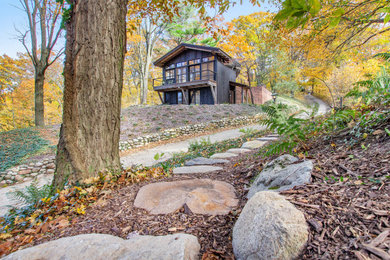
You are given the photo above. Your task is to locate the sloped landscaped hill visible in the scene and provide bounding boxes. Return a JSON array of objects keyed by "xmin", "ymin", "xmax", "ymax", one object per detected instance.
[{"xmin": 0, "ymin": 104, "xmax": 265, "ymax": 172}]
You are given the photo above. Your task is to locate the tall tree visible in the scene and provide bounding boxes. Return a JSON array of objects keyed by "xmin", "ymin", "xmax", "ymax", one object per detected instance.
[
  {"xmin": 53, "ymin": 0, "xmax": 127, "ymax": 189},
  {"xmin": 18, "ymin": 0, "xmax": 64, "ymax": 126}
]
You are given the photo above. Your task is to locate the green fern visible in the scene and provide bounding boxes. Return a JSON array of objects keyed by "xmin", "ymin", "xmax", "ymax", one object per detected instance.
[
  {"xmin": 373, "ymin": 52, "xmax": 390, "ymax": 62},
  {"xmin": 7, "ymin": 180, "xmax": 52, "ymax": 206}
]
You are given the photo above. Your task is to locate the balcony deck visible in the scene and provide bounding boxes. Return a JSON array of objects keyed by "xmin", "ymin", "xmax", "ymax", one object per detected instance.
[{"xmin": 153, "ymin": 79, "xmax": 216, "ymax": 91}]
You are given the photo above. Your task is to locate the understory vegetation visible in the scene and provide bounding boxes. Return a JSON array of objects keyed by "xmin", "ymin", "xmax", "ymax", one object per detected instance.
[
  {"xmin": 260, "ymin": 54, "xmax": 390, "ymax": 157},
  {"xmin": 0, "ymin": 129, "xmax": 49, "ymax": 172}
]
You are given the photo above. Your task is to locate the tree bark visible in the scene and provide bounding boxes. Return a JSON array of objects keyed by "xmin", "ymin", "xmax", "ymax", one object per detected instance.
[
  {"xmin": 34, "ymin": 67, "xmax": 45, "ymax": 126},
  {"xmin": 54, "ymin": 0, "xmax": 127, "ymax": 189}
]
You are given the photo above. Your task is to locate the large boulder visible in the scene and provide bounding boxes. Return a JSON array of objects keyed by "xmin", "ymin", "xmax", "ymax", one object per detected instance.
[
  {"xmin": 233, "ymin": 191, "xmax": 308, "ymax": 260},
  {"xmin": 2, "ymin": 233, "xmax": 200, "ymax": 260},
  {"xmin": 247, "ymin": 154, "xmax": 312, "ymax": 198},
  {"xmin": 134, "ymin": 179, "xmax": 238, "ymax": 215}
]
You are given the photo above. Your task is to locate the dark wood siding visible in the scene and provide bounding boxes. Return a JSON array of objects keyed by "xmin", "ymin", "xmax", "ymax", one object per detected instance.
[
  {"xmin": 200, "ymin": 88, "xmax": 214, "ymax": 104},
  {"xmin": 164, "ymin": 91, "xmax": 178, "ymax": 104},
  {"xmin": 216, "ymin": 60, "xmax": 237, "ymax": 103},
  {"xmin": 163, "ymin": 50, "xmax": 215, "ymax": 80}
]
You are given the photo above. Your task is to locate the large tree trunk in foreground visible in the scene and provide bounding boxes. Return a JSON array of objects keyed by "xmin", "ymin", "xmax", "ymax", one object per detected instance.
[
  {"xmin": 54, "ymin": 0, "xmax": 127, "ymax": 189},
  {"xmin": 34, "ymin": 68, "xmax": 45, "ymax": 126}
]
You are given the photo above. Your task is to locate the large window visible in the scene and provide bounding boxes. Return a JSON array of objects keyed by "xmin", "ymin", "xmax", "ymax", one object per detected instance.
[
  {"xmin": 202, "ymin": 62, "xmax": 214, "ymax": 80},
  {"xmin": 189, "ymin": 58, "xmax": 201, "ymax": 65},
  {"xmin": 176, "ymin": 67, "xmax": 187, "ymax": 83},
  {"xmin": 166, "ymin": 69, "xmax": 175, "ymax": 84},
  {"xmin": 176, "ymin": 61, "xmax": 187, "ymax": 67},
  {"xmin": 202, "ymin": 56, "xmax": 214, "ymax": 63},
  {"xmin": 189, "ymin": 65, "xmax": 201, "ymax": 81}
]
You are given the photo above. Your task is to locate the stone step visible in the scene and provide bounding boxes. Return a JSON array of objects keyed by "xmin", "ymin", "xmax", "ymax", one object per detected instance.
[
  {"xmin": 134, "ymin": 179, "xmax": 238, "ymax": 215},
  {"xmin": 185, "ymin": 157, "xmax": 229, "ymax": 166},
  {"xmin": 226, "ymin": 148, "xmax": 252, "ymax": 154},
  {"xmin": 256, "ymin": 136, "xmax": 279, "ymax": 141},
  {"xmin": 173, "ymin": 165, "xmax": 222, "ymax": 175},
  {"xmin": 210, "ymin": 152, "xmax": 238, "ymax": 159},
  {"xmin": 241, "ymin": 140, "xmax": 267, "ymax": 149}
]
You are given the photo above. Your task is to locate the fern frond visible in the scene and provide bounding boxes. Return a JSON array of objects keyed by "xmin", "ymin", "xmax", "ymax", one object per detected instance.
[{"xmin": 7, "ymin": 179, "xmax": 52, "ymax": 206}]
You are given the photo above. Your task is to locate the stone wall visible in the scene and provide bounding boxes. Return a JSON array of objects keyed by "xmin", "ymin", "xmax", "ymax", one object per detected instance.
[
  {"xmin": 0, "ymin": 157, "xmax": 55, "ymax": 185},
  {"xmin": 1, "ymin": 114, "xmax": 264, "ymax": 185},
  {"xmin": 119, "ymin": 114, "xmax": 264, "ymax": 151}
]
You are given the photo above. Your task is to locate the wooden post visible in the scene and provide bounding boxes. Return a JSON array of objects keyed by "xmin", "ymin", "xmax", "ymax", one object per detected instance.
[
  {"xmin": 210, "ymin": 85, "xmax": 217, "ymax": 104},
  {"xmin": 158, "ymin": 91, "xmax": 164, "ymax": 104},
  {"xmin": 181, "ymin": 88, "xmax": 189, "ymax": 105}
]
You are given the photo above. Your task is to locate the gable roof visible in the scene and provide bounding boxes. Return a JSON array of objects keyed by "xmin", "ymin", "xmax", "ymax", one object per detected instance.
[{"xmin": 153, "ymin": 43, "xmax": 240, "ymax": 70}]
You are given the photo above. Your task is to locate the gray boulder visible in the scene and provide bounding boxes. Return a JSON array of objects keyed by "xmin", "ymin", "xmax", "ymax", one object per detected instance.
[
  {"xmin": 2, "ymin": 233, "xmax": 200, "ymax": 260},
  {"xmin": 247, "ymin": 154, "xmax": 312, "ymax": 198},
  {"xmin": 233, "ymin": 191, "xmax": 308, "ymax": 260}
]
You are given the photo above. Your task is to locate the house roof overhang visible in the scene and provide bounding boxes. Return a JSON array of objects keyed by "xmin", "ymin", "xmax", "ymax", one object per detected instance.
[
  {"xmin": 154, "ymin": 43, "xmax": 241, "ymax": 71},
  {"xmin": 229, "ymin": 81, "xmax": 250, "ymax": 89}
]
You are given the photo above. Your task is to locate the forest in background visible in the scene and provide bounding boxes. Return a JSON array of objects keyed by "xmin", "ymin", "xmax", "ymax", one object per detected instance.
[{"xmin": 0, "ymin": 0, "xmax": 389, "ymax": 131}]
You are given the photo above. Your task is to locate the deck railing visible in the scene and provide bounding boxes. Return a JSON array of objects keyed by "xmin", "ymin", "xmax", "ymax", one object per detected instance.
[{"xmin": 153, "ymin": 70, "xmax": 216, "ymax": 88}]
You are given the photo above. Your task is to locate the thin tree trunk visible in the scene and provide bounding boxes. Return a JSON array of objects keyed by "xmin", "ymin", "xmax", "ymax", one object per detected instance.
[
  {"xmin": 54, "ymin": 0, "xmax": 127, "ymax": 189},
  {"xmin": 34, "ymin": 68, "xmax": 45, "ymax": 126}
]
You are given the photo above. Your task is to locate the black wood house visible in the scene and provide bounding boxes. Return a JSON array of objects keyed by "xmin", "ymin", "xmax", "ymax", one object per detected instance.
[{"xmin": 153, "ymin": 43, "xmax": 251, "ymax": 105}]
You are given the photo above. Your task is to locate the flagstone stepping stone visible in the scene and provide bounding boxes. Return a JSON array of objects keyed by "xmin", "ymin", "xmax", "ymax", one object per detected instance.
[
  {"xmin": 2, "ymin": 233, "xmax": 200, "ymax": 260},
  {"xmin": 241, "ymin": 140, "xmax": 267, "ymax": 149},
  {"xmin": 134, "ymin": 179, "xmax": 238, "ymax": 215},
  {"xmin": 256, "ymin": 136, "xmax": 279, "ymax": 141},
  {"xmin": 226, "ymin": 148, "xmax": 252, "ymax": 154},
  {"xmin": 185, "ymin": 157, "xmax": 229, "ymax": 166},
  {"xmin": 210, "ymin": 152, "xmax": 238, "ymax": 159},
  {"xmin": 173, "ymin": 165, "xmax": 222, "ymax": 174}
]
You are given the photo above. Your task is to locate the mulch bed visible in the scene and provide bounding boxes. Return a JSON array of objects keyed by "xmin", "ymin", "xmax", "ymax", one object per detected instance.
[
  {"xmin": 11, "ymin": 127, "xmax": 390, "ymax": 259},
  {"xmin": 33, "ymin": 151, "xmax": 266, "ymax": 259},
  {"xmin": 282, "ymin": 129, "xmax": 390, "ymax": 259}
]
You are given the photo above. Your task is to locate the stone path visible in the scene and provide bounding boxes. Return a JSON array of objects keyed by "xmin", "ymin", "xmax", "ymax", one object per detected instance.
[{"xmin": 133, "ymin": 133, "xmax": 279, "ymax": 215}]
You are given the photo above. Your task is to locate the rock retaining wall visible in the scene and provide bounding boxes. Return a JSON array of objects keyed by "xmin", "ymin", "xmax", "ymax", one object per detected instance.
[
  {"xmin": 119, "ymin": 114, "xmax": 263, "ymax": 151},
  {"xmin": 0, "ymin": 157, "xmax": 55, "ymax": 185}
]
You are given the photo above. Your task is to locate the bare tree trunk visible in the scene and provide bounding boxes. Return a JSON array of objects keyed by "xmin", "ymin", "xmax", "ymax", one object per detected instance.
[
  {"xmin": 18, "ymin": 0, "xmax": 64, "ymax": 127},
  {"xmin": 54, "ymin": 0, "xmax": 127, "ymax": 189},
  {"xmin": 34, "ymin": 67, "xmax": 45, "ymax": 126}
]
